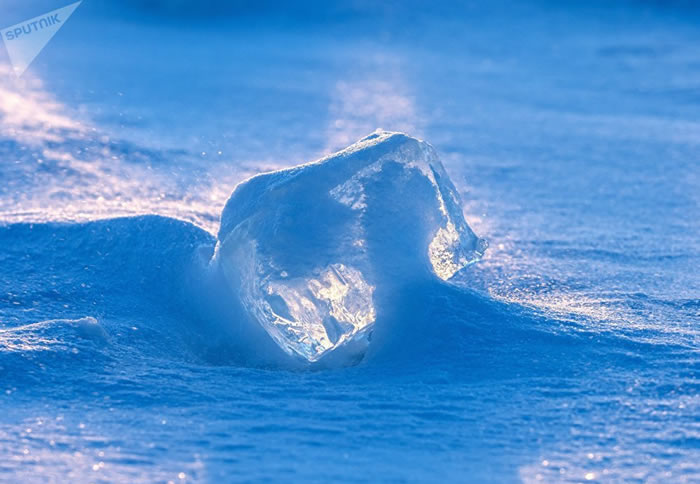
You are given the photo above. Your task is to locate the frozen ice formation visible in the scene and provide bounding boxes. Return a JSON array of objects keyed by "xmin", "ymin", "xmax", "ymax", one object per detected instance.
[{"xmin": 211, "ymin": 130, "xmax": 486, "ymax": 363}]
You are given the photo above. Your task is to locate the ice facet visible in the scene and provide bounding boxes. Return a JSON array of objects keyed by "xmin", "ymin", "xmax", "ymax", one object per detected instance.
[{"xmin": 212, "ymin": 130, "xmax": 486, "ymax": 362}]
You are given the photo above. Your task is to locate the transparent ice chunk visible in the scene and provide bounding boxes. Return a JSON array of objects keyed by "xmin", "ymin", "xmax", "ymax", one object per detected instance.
[{"xmin": 212, "ymin": 130, "xmax": 486, "ymax": 362}]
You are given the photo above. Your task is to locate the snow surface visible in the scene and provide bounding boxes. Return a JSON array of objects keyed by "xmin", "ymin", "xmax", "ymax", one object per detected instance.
[{"xmin": 0, "ymin": 0, "xmax": 699, "ymax": 482}]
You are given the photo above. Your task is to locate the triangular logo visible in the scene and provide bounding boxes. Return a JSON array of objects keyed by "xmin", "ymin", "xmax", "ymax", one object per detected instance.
[{"xmin": 1, "ymin": 1, "xmax": 82, "ymax": 76}]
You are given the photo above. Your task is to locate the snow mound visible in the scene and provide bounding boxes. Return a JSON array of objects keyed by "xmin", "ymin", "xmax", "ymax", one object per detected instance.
[
  {"xmin": 211, "ymin": 131, "xmax": 486, "ymax": 363},
  {"xmin": 0, "ymin": 317, "xmax": 108, "ymax": 353}
]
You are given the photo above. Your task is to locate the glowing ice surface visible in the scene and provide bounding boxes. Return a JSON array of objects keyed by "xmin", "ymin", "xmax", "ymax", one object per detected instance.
[{"xmin": 213, "ymin": 131, "xmax": 486, "ymax": 362}]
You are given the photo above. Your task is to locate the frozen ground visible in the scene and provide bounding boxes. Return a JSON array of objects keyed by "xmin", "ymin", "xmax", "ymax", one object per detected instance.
[{"xmin": 0, "ymin": 0, "xmax": 698, "ymax": 482}]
